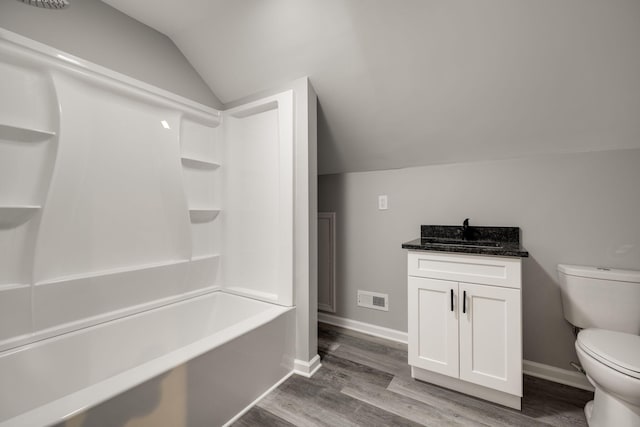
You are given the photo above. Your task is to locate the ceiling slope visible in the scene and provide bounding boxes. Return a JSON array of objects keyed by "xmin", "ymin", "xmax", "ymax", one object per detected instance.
[{"xmin": 103, "ymin": 0, "xmax": 640, "ymax": 174}]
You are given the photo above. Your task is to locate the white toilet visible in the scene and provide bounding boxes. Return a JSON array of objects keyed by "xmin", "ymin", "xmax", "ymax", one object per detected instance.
[{"xmin": 558, "ymin": 264, "xmax": 640, "ymax": 427}]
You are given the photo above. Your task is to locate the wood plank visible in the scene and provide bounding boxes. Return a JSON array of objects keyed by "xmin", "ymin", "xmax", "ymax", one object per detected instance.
[
  {"xmin": 521, "ymin": 376, "xmax": 593, "ymax": 425},
  {"xmin": 329, "ymin": 342, "xmax": 409, "ymax": 376},
  {"xmin": 388, "ymin": 375, "xmax": 550, "ymax": 427},
  {"xmin": 342, "ymin": 382, "xmax": 492, "ymax": 426},
  {"xmin": 317, "ymin": 353, "xmax": 395, "ymax": 389},
  {"xmin": 320, "ymin": 322, "xmax": 408, "ymax": 352},
  {"xmin": 257, "ymin": 374, "xmax": 422, "ymax": 427},
  {"xmin": 317, "ymin": 335, "xmax": 340, "ymax": 355},
  {"xmin": 232, "ymin": 405, "xmax": 296, "ymax": 427}
]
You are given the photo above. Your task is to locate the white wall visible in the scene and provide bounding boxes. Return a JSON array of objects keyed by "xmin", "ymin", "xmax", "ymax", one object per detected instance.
[
  {"xmin": 318, "ymin": 148, "xmax": 640, "ymax": 370},
  {"xmin": 221, "ymin": 92, "xmax": 295, "ymax": 307},
  {"xmin": 0, "ymin": 0, "xmax": 221, "ymax": 108}
]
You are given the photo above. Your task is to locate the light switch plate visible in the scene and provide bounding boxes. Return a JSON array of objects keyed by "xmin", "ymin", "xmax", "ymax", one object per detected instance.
[{"xmin": 378, "ymin": 195, "xmax": 388, "ymax": 210}]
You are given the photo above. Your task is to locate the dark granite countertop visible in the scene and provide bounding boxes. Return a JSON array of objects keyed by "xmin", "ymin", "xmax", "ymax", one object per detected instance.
[{"xmin": 401, "ymin": 224, "xmax": 529, "ymax": 258}]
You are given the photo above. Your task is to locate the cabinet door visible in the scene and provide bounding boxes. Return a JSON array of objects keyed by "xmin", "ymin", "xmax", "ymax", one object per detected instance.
[
  {"xmin": 408, "ymin": 276, "xmax": 459, "ymax": 378},
  {"xmin": 458, "ymin": 282, "xmax": 522, "ymax": 395}
]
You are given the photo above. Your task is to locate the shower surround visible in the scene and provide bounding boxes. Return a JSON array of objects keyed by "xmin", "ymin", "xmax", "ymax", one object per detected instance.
[{"xmin": 0, "ymin": 29, "xmax": 315, "ymax": 426}]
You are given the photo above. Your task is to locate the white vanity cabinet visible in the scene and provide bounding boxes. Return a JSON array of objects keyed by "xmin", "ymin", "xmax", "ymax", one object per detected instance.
[{"xmin": 407, "ymin": 250, "xmax": 523, "ymax": 410}]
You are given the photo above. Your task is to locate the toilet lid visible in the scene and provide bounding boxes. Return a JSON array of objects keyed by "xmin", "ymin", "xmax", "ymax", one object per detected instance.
[{"xmin": 578, "ymin": 329, "xmax": 640, "ymax": 379}]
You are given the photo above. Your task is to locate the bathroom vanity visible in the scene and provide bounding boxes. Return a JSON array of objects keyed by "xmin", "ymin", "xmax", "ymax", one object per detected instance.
[{"xmin": 402, "ymin": 224, "xmax": 528, "ymax": 410}]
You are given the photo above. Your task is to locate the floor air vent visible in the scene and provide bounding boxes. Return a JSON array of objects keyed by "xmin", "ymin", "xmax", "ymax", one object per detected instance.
[{"xmin": 357, "ymin": 290, "xmax": 389, "ymax": 311}]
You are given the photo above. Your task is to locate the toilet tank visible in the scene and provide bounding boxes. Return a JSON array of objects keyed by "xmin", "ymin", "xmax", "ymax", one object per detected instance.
[{"xmin": 557, "ymin": 264, "xmax": 640, "ymax": 334}]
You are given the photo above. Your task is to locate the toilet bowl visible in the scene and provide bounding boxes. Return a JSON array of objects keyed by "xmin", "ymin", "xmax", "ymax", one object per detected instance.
[
  {"xmin": 557, "ymin": 264, "xmax": 640, "ymax": 426},
  {"xmin": 575, "ymin": 329, "xmax": 640, "ymax": 427}
]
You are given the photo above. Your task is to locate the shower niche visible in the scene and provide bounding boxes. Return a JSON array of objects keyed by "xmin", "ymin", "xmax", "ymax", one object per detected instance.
[
  {"xmin": 0, "ymin": 29, "xmax": 296, "ymax": 352},
  {"xmin": 180, "ymin": 117, "xmax": 223, "ymax": 293},
  {"xmin": 0, "ymin": 58, "xmax": 58, "ymax": 347}
]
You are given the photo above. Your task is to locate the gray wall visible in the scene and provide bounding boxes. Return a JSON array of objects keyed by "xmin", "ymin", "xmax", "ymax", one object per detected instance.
[
  {"xmin": 0, "ymin": 0, "xmax": 222, "ymax": 108},
  {"xmin": 318, "ymin": 148, "xmax": 640, "ymax": 370}
]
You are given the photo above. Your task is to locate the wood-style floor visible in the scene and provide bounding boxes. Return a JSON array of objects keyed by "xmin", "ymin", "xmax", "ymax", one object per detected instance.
[{"xmin": 233, "ymin": 323, "xmax": 593, "ymax": 426}]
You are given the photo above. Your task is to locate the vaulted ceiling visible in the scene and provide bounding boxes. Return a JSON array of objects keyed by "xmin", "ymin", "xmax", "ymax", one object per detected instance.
[{"xmin": 104, "ymin": 0, "xmax": 640, "ymax": 174}]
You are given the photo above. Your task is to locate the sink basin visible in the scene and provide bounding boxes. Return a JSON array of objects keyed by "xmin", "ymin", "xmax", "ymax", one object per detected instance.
[
  {"xmin": 421, "ymin": 239, "xmax": 503, "ymax": 249},
  {"xmin": 429, "ymin": 242, "xmax": 504, "ymax": 249}
]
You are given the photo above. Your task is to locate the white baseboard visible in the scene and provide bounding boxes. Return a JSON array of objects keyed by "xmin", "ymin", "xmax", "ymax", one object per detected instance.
[
  {"xmin": 318, "ymin": 312, "xmax": 595, "ymax": 392},
  {"xmin": 523, "ymin": 359, "xmax": 594, "ymax": 391},
  {"xmin": 318, "ymin": 312, "xmax": 408, "ymax": 344},
  {"xmin": 222, "ymin": 370, "xmax": 294, "ymax": 427},
  {"xmin": 293, "ymin": 354, "xmax": 322, "ymax": 378}
]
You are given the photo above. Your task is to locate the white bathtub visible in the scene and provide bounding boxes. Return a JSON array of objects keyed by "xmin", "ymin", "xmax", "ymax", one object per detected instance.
[{"xmin": 0, "ymin": 292, "xmax": 295, "ymax": 427}]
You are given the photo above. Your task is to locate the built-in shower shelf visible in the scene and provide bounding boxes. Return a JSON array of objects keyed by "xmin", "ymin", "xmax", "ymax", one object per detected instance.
[
  {"xmin": 189, "ymin": 209, "xmax": 220, "ymax": 223},
  {"xmin": 0, "ymin": 123, "xmax": 56, "ymax": 142},
  {"xmin": 181, "ymin": 156, "xmax": 220, "ymax": 169},
  {"xmin": 0, "ymin": 205, "xmax": 41, "ymax": 228}
]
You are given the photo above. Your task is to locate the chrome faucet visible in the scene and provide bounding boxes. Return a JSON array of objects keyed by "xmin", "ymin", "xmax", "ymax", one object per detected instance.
[{"xmin": 462, "ymin": 218, "xmax": 471, "ymax": 240}]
